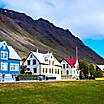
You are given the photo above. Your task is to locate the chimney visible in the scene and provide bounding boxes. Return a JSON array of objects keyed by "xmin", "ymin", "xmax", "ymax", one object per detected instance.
[
  {"xmin": 70, "ymin": 56, "xmax": 72, "ymax": 59},
  {"xmin": 36, "ymin": 49, "xmax": 39, "ymax": 53},
  {"xmin": 47, "ymin": 51, "xmax": 49, "ymax": 53}
]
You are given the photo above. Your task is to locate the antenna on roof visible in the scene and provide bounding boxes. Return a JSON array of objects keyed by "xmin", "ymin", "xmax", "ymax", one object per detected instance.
[{"xmin": 76, "ymin": 46, "xmax": 78, "ymax": 60}]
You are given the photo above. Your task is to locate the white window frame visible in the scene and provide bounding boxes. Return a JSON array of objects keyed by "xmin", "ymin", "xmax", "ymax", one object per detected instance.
[
  {"xmin": 10, "ymin": 63, "xmax": 19, "ymax": 71},
  {"xmin": 73, "ymin": 70, "xmax": 76, "ymax": 75},
  {"xmin": 69, "ymin": 70, "xmax": 72, "ymax": 75},
  {"xmin": 1, "ymin": 51, "xmax": 8, "ymax": 60},
  {"xmin": 1, "ymin": 62, "xmax": 8, "ymax": 71}
]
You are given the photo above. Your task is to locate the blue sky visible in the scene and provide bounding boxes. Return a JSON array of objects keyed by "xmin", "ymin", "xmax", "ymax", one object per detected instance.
[
  {"xmin": 84, "ymin": 39, "xmax": 104, "ymax": 57},
  {"xmin": 0, "ymin": 0, "xmax": 104, "ymax": 57}
]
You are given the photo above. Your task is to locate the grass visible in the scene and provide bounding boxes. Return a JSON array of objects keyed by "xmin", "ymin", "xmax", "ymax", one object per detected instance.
[{"xmin": 0, "ymin": 81, "xmax": 104, "ymax": 104}]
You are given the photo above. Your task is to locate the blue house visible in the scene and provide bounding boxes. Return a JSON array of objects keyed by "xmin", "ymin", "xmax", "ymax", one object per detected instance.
[{"xmin": 0, "ymin": 41, "xmax": 21, "ymax": 81}]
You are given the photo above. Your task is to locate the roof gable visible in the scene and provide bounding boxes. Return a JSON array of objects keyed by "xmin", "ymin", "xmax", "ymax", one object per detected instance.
[
  {"xmin": 30, "ymin": 51, "xmax": 61, "ymax": 66},
  {"xmin": 0, "ymin": 41, "xmax": 7, "ymax": 48},
  {"xmin": 64, "ymin": 58, "xmax": 77, "ymax": 68},
  {"xmin": 8, "ymin": 46, "xmax": 21, "ymax": 60},
  {"xmin": 0, "ymin": 41, "xmax": 9, "ymax": 51},
  {"xmin": 97, "ymin": 65, "xmax": 104, "ymax": 71},
  {"xmin": 0, "ymin": 41, "xmax": 21, "ymax": 60}
]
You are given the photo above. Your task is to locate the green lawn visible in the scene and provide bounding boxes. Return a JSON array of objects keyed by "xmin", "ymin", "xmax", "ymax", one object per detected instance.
[{"xmin": 0, "ymin": 81, "xmax": 104, "ymax": 104}]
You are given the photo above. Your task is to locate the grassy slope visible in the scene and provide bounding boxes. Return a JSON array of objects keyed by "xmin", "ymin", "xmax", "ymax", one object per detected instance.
[
  {"xmin": 0, "ymin": 81, "xmax": 104, "ymax": 104},
  {"xmin": 0, "ymin": 15, "xmax": 55, "ymax": 59}
]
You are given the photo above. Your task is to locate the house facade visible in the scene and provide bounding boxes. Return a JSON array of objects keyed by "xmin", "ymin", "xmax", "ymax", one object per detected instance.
[
  {"xmin": 61, "ymin": 57, "xmax": 79, "ymax": 80},
  {"xmin": 0, "ymin": 41, "xmax": 21, "ymax": 81},
  {"xmin": 24, "ymin": 51, "xmax": 61, "ymax": 80}
]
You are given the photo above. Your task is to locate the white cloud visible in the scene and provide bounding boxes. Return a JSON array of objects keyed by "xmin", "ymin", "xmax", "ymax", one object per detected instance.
[{"xmin": 2, "ymin": 0, "xmax": 104, "ymax": 39}]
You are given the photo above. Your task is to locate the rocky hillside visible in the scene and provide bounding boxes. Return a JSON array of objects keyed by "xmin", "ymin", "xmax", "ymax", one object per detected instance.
[{"xmin": 0, "ymin": 8, "xmax": 103, "ymax": 64}]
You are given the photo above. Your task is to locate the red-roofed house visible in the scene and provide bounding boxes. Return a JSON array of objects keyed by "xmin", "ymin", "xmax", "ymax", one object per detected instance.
[{"xmin": 61, "ymin": 57, "xmax": 79, "ymax": 80}]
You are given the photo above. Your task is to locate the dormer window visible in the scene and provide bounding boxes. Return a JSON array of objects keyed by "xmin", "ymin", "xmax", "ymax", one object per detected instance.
[
  {"xmin": 44, "ymin": 57, "xmax": 48, "ymax": 61},
  {"xmin": 1, "ymin": 51, "xmax": 8, "ymax": 60}
]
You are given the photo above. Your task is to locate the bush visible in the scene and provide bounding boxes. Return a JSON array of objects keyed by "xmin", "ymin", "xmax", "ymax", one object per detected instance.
[
  {"xmin": 17, "ymin": 74, "xmax": 37, "ymax": 81},
  {"xmin": 96, "ymin": 71, "xmax": 103, "ymax": 78}
]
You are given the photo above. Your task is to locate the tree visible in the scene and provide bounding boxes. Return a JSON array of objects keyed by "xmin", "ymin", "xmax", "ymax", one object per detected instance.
[
  {"xmin": 89, "ymin": 64, "xmax": 96, "ymax": 79},
  {"xmin": 79, "ymin": 60, "xmax": 89, "ymax": 79},
  {"xmin": 20, "ymin": 66, "xmax": 27, "ymax": 74}
]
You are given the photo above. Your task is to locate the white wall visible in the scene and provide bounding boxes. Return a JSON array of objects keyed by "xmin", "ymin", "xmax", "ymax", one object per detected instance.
[
  {"xmin": 24, "ymin": 52, "xmax": 61, "ymax": 80},
  {"xmin": 41, "ymin": 64, "xmax": 61, "ymax": 80},
  {"xmin": 61, "ymin": 59, "xmax": 79, "ymax": 77},
  {"xmin": 24, "ymin": 53, "xmax": 40, "ymax": 75}
]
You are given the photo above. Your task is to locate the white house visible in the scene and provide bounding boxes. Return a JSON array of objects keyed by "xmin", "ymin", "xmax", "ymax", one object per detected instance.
[
  {"xmin": 24, "ymin": 50, "xmax": 61, "ymax": 80},
  {"xmin": 97, "ymin": 65, "xmax": 104, "ymax": 71},
  {"xmin": 61, "ymin": 57, "xmax": 79, "ymax": 80}
]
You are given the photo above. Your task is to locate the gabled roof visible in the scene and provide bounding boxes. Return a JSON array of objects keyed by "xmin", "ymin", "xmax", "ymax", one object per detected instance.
[
  {"xmin": 97, "ymin": 65, "xmax": 104, "ymax": 71},
  {"xmin": 31, "ymin": 51, "xmax": 61, "ymax": 66},
  {"xmin": 8, "ymin": 46, "xmax": 21, "ymax": 60},
  {"xmin": 32, "ymin": 51, "xmax": 46, "ymax": 63},
  {"xmin": 0, "ymin": 41, "xmax": 21, "ymax": 60},
  {"xmin": 64, "ymin": 58, "xmax": 77, "ymax": 68}
]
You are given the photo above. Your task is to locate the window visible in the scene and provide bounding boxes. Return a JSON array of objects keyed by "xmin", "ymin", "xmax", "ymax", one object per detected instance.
[
  {"xmin": 43, "ymin": 68, "xmax": 44, "ymax": 73},
  {"xmin": 49, "ymin": 61, "xmax": 51, "ymax": 65},
  {"xmin": 1, "ymin": 62, "xmax": 8, "ymax": 71},
  {"xmin": 33, "ymin": 60, "xmax": 36, "ymax": 65},
  {"xmin": 10, "ymin": 63, "xmax": 19, "ymax": 71},
  {"xmin": 49, "ymin": 69, "xmax": 51, "ymax": 73},
  {"xmin": 67, "ymin": 64, "xmax": 69, "ymax": 68},
  {"xmin": 77, "ymin": 71, "xmax": 79, "ymax": 74},
  {"xmin": 67, "ymin": 70, "xmax": 69, "ymax": 75},
  {"xmin": 1, "ymin": 51, "xmax": 8, "ymax": 59},
  {"xmin": 55, "ymin": 69, "xmax": 57, "ymax": 74},
  {"xmin": 63, "ymin": 64, "xmax": 65, "ymax": 68},
  {"xmin": 46, "ymin": 68, "xmax": 48, "ymax": 73},
  {"xmin": 33, "ymin": 68, "xmax": 37, "ymax": 73},
  {"xmin": 58, "ymin": 69, "xmax": 59, "ymax": 74},
  {"xmin": 70, "ymin": 70, "xmax": 72, "ymax": 75},
  {"xmin": 30, "ymin": 54, "xmax": 32, "ymax": 58},
  {"xmin": 27, "ymin": 60, "xmax": 30, "ymax": 65},
  {"xmin": 52, "ymin": 61, "xmax": 54, "ymax": 65},
  {"xmin": 61, "ymin": 71, "xmax": 62, "ymax": 75},
  {"xmin": 73, "ymin": 70, "xmax": 76, "ymax": 75},
  {"xmin": 3, "ymin": 44, "xmax": 6, "ymax": 49},
  {"xmin": 52, "ymin": 68, "xmax": 53, "ymax": 73}
]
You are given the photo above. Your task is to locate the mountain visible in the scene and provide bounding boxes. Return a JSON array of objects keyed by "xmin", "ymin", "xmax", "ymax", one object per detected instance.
[{"xmin": 0, "ymin": 8, "xmax": 103, "ymax": 64}]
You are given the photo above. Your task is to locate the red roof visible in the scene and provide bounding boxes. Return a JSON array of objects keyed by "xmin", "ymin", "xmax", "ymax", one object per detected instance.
[{"xmin": 64, "ymin": 58, "xmax": 77, "ymax": 68}]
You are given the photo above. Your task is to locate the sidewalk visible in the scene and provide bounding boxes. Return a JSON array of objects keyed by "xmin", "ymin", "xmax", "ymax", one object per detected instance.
[{"xmin": 0, "ymin": 79, "xmax": 89, "ymax": 84}]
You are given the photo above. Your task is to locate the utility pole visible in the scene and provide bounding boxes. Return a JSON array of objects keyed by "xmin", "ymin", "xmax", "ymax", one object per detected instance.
[{"xmin": 76, "ymin": 46, "xmax": 78, "ymax": 60}]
